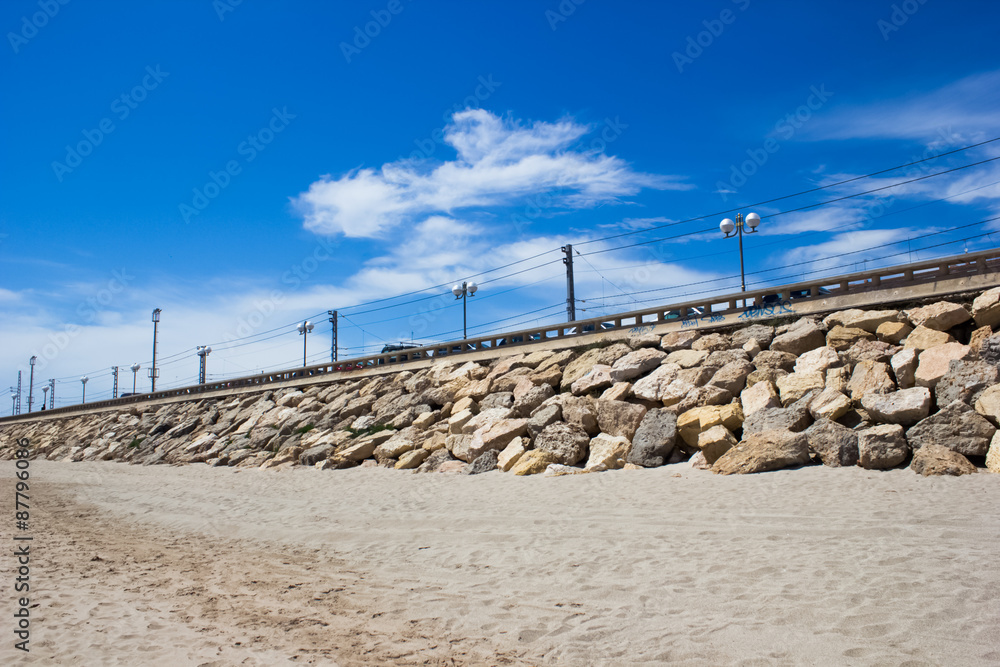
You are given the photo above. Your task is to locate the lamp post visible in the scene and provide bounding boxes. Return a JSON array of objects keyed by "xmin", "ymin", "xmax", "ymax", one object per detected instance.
[
  {"xmin": 149, "ymin": 308, "xmax": 161, "ymax": 391},
  {"xmin": 10, "ymin": 388, "xmax": 17, "ymax": 416},
  {"xmin": 297, "ymin": 320, "xmax": 314, "ymax": 367},
  {"xmin": 130, "ymin": 363, "xmax": 141, "ymax": 394},
  {"xmin": 27, "ymin": 356, "xmax": 36, "ymax": 413},
  {"xmin": 719, "ymin": 212, "xmax": 761, "ymax": 292},
  {"xmin": 80, "ymin": 376, "xmax": 88, "ymax": 404},
  {"xmin": 451, "ymin": 281, "xmax": 478, "ymax": 340},
  {"xmin": 42, "ymin": 385, "xmax": 49, "ymax": 410},
  {"xmin": 196, "ymin": 346, "xmax": 212, "ymax": 384}
]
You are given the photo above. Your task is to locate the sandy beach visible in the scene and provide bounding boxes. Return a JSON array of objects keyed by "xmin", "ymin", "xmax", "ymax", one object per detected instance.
[{"xmin": 3, "ymin": 462, "xmax": 999, "ymax": 666}]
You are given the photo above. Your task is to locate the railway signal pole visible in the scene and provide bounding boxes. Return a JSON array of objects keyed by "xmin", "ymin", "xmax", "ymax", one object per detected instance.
[{"xmin": 328, "ymin": 310, "xmax": 338, "ymax": 362}]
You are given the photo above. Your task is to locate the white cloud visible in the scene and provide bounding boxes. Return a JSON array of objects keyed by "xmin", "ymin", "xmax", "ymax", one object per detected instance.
[
  {"xmin": 293, "ymin": 109, "xmax": 690, "ymax": 238},
  {"xmin": 805, "ymin": 70, "xmax": 1000, "ymax": 143}
]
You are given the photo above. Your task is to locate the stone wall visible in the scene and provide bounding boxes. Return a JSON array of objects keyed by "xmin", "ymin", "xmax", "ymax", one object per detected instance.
[{"xmin": 5, "ymin": 286, "xmax": 1000, "ymax": 477}]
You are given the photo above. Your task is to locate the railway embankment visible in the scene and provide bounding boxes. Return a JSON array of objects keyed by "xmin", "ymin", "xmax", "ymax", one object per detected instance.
[{"xmin": 5, "ymin": 287, "xmax": 1000, "ymax": 477}]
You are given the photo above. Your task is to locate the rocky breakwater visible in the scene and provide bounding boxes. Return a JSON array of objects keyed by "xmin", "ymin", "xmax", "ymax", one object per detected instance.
[{"xmin": 5, "ymin": 287, "xmax": 1000, "ymax": 478}]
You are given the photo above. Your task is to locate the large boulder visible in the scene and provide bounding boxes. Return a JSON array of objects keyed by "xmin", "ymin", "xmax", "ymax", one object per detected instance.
[
  {"xmin": 561, "ymin": 343, "xmax": 631, "ymax": 391},
  {"xmin": 677, "ymin": 403, "xmax": 744, "ymax": 447},
  {"xmin": 596, "ymin": 400, "xmax": 647, "ymax": 440},
  {"xmin": 934, "ymin": 360, "xmax": 999, "ymax": 406},
  {"xmin": 571, "ymin": 365, "xmax": 615, "ymax": 395},
  {"xmin": 842, "ymin": 339, "xmax": 899, "ymax": 368},
  {"xmin": 826, "ymin": 326, "xmax": 874, "ymax": 352},
  {"xmin": 980, "ymin": 334, "xmax": 1000, "ymax": 368},
  {"xmin": 741, "ymin": 403, "xmax": 812, "ymax": 437},
  {"xmin": 627, "ymin": 409, "xmax": 677, "ymax": 467},
  {"xmin": 610, "ymin": 348, "xmax": 668, "ymax": 381},
  {"xmin": 777, "ymin": 372, "xmax": 825, "ymax": 406},
  {"xmin": 974, "ymin": 385, "xmax": 1000, "ymax": 426},
  {"xmin": 674, "ymin": 384, "xmax": 732, "ymax": 414},
  {"xmin": 731, "ymin": 324, "xmax": 775, "ymax": 349},
  {"xmin": 708, "ymin": 359, "xmax": 754, "ymax": 395},
  {"xmin": 511, "ymin": 384, "xmax": 554, "ymax": 417},
  {"xmin": 808, "ymin": 388, "xmax": 851, "ymax": 421},
  {"xmin": 860, "ymin": 387, "xmax": 932, "ymax": 426},
  {"xmin": 794, "ymin": 347, "xmax": 841, "ymax": 375},
  {"xmin": 467, "ymin": 418, "xmax": 529, "ymax": 461},
  {"xmin": 825, "ymin": 309, "xmax": 900, "ymax": 333},
  {"xmin": 659, "ymin": 330, "xmax": 700, "ymax": 352},
  {"xmin": 876, "ymin": 321, "xmax": 913, "ymax": 345},
  {"xmin": 585, "ymin": 433, "xmax": 631, "ymax": 470},
  {"xmin": 770, "ymin": 320, "xmax": 826, "ymax": 356},
  {"xmin": 740, "ymin": 381, "xmax": 781, "ymax": 417},
  {"xmin": 463, "ymin": 450, "xmax": 498, "ymax": 475},
  {"xmin": 533, "ymin": 422, "xmax": 590, "ymax": 465},
  {"xmin": 906, "ymin": 301, "xmax": 970, "ymax": 331},
  {"xmin": 665, "ymin": 349, "xmax": 709, "ymax": 368},
  {"xmin": 753, "ymin": 350, "xmax": 797, "ymax": 372},
  {"xmin": 857, "ymin": 424, "xmax": 909, "ymax": 470},
  {"xmin": 711, "ymin": 429, "xmax": 811, "ymax": 475},
  {"xmin": 910, "ymin": 444, "xmax": 977, "ymax": 476},
  {"xmin": 526, "ymin": 403, "xmax": 562, "ymax": 439},
  {"xmin": 298, "ymin": 444, "xmax": 334, "ymax": 466},
  {"xmin": 632, "ymin": 364, "xmax": 682, "ymax": 402},
  {"xmin": 903, "ymin": 325, "xmax": 956, "ymax": 351},
  {"xmin": 987, "ymin": 432, "xmax": 1000, "ymax": 473},
  {"xmin": 972, "ymin": 286, "xmax": 1000, "ymax": 328},
  {"xmin": 510, "ymin": 449, "xmax": 560, "ymax": 475},
  {"xmin": 890, "ymin": 348, "xmax": 919, "ymax": 389},
  {"xmin": 906, "ymin": 400, "xmax": 996, "ymax": 457},
  {"xmin": 396, "ymin": 448, "xmax": 431, "ymax": 469},
  {"xmin": 697, "ymin": 425, "xmax": 737, "ymax": 464},
  {"xmin": 497, "ymin": 437, "xmax": 526, "ymax": 472},
  {"xmin": 803, "ymin": 419, "xmax": 859, "ymax": 467},
  {"xmin": 846, "ymin": 361, "xmax": 895, "ymax": 403},
  {"xmin": 561, "ymin": 395, "xmax": 600, "ymax": 435},
  {"xmin": 691, "ymin": 333, "xmax": 730, "ymax": 352},
  {"xmin": 914, "ymin": 343, "xmax": 973, "ymax": 388}
]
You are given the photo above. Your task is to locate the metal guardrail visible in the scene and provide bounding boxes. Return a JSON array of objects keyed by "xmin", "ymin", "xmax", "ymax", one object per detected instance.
[{"xmin": 4, "ymin": 248, "xmax": 1000, "ymax": 424}]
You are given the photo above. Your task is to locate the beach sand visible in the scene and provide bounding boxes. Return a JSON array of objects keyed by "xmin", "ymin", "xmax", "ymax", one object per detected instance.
[{"xmin": 2, "ymin": 461, "xmax": 999, "ymax": 666}]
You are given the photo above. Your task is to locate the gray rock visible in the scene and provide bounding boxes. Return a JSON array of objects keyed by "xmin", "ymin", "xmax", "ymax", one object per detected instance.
[
  {"xmin": 511, "ymin": 383, "xmax": 555, "ymax": 417},
  {"xmin": 978, "ymin": 334, "xmax": 1000, "ymax": 367},
  {"xmin": 708, "ymin": 359, "xmax": 754, "ymax": 395},
  {"xmin": 561, "ymin": 395, "xmax": 599, "ymax": 436},
  {"xmin": 627, "ymin": 408, "xmax": 677, "ymax": 467},
  {"xmin": 674, "ymin": 384, "xmax": 732, "ymax": 415},
  {"xmin": 741, "ymin": 404, "xmax": 812, "ymax": 437},
  {"xmin": 906, "ymin": 400, "xmax": 996, "ymax": 457},
  {"xmin": 704, "ymin": 349, "xmax": 751, "ymax": 367},
  {"xmin": 731, "ymin": 324, "xmax": 775, "ymax": 349},
  {"xmin": 858, "ymin": 424, "xmax": 909, "ymax": 470},
  {"xmin": 712, "ymin": 429, "xmax": 811, "ymax": 474},
  {"xmin": 480, "ymin": 392, "xmax": 515, "ymax": 410},
  {"xmin": 934, "ymin": 360, "xmax": 999, "ymax": 406},
  {"xmin": 752, "ymin": 350, "xmax": 798, "ymax": 372},
  {"xmin": 416, "ymin": 448, "xmax": 455, "ymax": 473},
  {"xmin": 595, "ymin": 400, "xmax": 647, "ymax": 440},
  {"xmin": 610, "ymin": 348, "xmax": 668, "ymax": 381},
  {"xmin": 526, "ymin": 403, "xmax": 562, "ymax": 439},
  {"xmin": 803, "ymin": 419, "xmax": 859, "ymax": 467},
  {"xmin": 860, "ymin": 387, "xmax": 932, "ymax": 426},
  {"xmin": 534, "ymin": 422, "xmax": 590, "ymax": 465},
  {"xmin": 770, "ymin": 320, "xmax": 826, "ymax": 356},
  {"xmin": 463, "ymin": 450, "xmax": 499, "ymax": 475},
  {"xmin": 910, "ymin": 444, "xmax": 977, "ymax": 476},
  {"xmin": 298, "ymin": 444, "xmax": 334, "ymax": 466}
]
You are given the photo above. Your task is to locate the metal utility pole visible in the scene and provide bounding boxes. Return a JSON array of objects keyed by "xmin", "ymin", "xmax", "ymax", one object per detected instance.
[
  {"xmin": 112, "ymin": 366, "xmax": 119, "ymax": 399},
  {"xmin": 196, "ymin": 346, "xmax": 211, "ymax": 384},
  {"xmin": 27, "ymin": 356, "xmax": 36, "ymax": 413},
  {"xmin": 328, "ymin": 310, "xmax": 338, "ymax": 362},
  {"xmin": 149, "ymin": 308, "xmax": 161, "ymax": 391},
  {"xmin": 562, "ymin": 244, "xmax": 576, "ymax": 322},
  {"xmin": 15, "ymin": 371, "xmax": 21, "ymax": 414},
  {"xmin": 49, "ymin": 379, "xmax": 55, "ymax": 409}
]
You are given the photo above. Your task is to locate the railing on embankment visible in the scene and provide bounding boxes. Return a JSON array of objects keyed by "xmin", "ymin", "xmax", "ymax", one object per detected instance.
[{"xmin": 4, "ymin": 247, "xmax": 1000, "ymax": 425}]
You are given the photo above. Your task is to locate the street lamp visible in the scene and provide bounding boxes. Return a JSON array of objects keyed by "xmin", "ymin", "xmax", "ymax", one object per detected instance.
[
  {"xmin": 451, "ymin": 281, "xmax": 478, "ymax": 340},
  {"xmin": 80, "ymin": 376, "xmax": 88, "ymax": 404},
  {"xmin": 130, "ymin": 363, "xmax": 141, "ymax": 394},
  {"xmin": 297, "ymin": 320, "xmax": 314, "ymax": 367},
  {"xmin": 720, "ymin": 212, "xmax": 761, "ymax": 292},
  {"xmin": 42, "ymin": 385, "xmax": 49, "ymax": 410},
  {"xmin": 149, "ymin": 308, "xmax": 161, "ymax": 391},
  {"xmin": 27, "ymin": 355, "xmax": 36, "ymax": 413},
  {"xmin": 196, "ymin": 346, "xmax": 212, "ymax": 384}
]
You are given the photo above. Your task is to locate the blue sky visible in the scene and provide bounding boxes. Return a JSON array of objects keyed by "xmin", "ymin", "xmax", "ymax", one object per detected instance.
[{"xmin": 3, "ymin": 0, "xmax": 1000, "ymax": 408}]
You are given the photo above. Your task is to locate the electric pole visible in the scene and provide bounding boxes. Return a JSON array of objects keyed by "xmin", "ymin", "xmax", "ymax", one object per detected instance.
[
  {"xmin": 562, "ymin": 244, "xmax": 576, "ymax": 322},
  {"xmin": 328, "ymin": 309, "xmax": 338, "ymax": 362},
  {"xmin": 112, "ymin": 366, "xmax": 119, "ymax": 399},
  {"xmin": 15, "ymin": 371, "xmax": 21, "ymax": 415},
  {"xmin": 49, "ymin": 379, "xmax": 55, "ymax": 409},
  {"xmin": 149, "ymin": 308, "xmax": 161, "ymax": 391},
  {"xmin": 27, "ymin": 356, "xmax": 36, "ymax": 413}
]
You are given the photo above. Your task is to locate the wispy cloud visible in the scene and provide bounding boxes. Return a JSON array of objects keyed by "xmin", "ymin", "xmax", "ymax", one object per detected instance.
[{"xmin": 293, "ymin": 109, "xmax": 691, "ymax": 239}]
